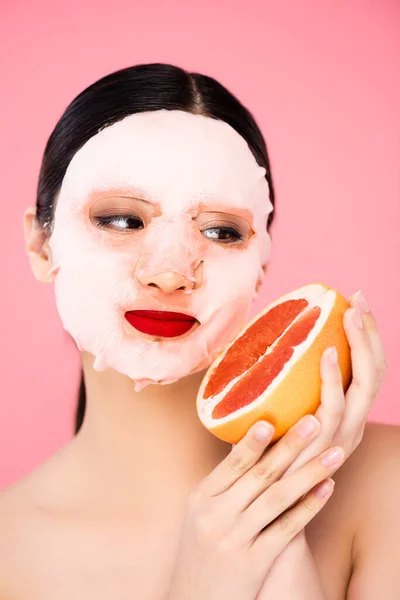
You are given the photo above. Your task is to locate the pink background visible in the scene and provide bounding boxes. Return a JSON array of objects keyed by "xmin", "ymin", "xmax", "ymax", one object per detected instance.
[{"xmin": 1, "ymin": 0, "xmax": 399, "ymax": 488}]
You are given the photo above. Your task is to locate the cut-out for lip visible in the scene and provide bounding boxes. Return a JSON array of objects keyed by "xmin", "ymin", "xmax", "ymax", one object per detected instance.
[
  {"xmin": 125, "ymin": 310, "xmax": 198, "ymax": 338},
  {"xmin": 128, "ymin": 310, "xmax": 195, "ymax": 321}
]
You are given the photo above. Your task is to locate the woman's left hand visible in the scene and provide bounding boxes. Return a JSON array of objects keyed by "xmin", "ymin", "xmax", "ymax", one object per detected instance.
[{"xmin": 256, "ymin": 289, "xmax": 388, "ymax": 599}]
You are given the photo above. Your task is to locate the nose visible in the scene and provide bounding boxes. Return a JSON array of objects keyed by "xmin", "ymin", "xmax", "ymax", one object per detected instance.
[{"xmin": 136, "ymin": 270, "xmax": 195, "ymax": 293}]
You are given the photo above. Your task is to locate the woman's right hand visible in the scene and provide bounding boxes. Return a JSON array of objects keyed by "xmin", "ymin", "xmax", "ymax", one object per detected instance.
[{"xmin": 166, "ymin": 415, "xmax": 344, "ymax": 600}]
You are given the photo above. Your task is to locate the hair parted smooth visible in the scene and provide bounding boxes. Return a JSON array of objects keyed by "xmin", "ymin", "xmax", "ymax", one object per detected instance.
[{"xmin": 35, "ymin": 62, "xmax": 276, "ymax": 434}]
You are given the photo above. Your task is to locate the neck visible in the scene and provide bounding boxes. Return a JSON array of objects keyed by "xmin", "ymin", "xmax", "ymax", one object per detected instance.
[{"xmin": 72, "ymin": 351, "xmax": 231, "ymax": 518}]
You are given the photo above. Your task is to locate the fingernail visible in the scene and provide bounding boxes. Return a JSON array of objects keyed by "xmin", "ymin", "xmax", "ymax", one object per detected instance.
[
  {"xmin": 295, "ymin": 415, "xmax": 319, "ymax": 437},
  {"xmin": 355, "ymin": 290, "xmax": 369, "ymax": 314},
  {"xmin": 253, "ymin": 421, "xmax": 274, "ymax": 441},
  {"xmin": 324, "ymin": 347, "xmax": 338, "ymax": 365},
  {"xmin": 351, "ymin": 307, "xmax": 364, "ymax": 330},
  {"xmin": 321, "ymin": 447, "xmax": 345, "ymax": 467},
  {"xmin": 315, "ymin": 479, "xmax": 335, "ymax": 499}
]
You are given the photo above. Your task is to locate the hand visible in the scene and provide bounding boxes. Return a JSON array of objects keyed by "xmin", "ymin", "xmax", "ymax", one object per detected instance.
[
  {"xmin": 166, "ymin": 416, "xmax": 344, "ymax": 600},
  {"xmin": 256, "ymin": 289, "xmax": 388, "ymax": 598},
  {"xmin": 282, "ymin": 289, "xmax": 388, "ymax": 477}
]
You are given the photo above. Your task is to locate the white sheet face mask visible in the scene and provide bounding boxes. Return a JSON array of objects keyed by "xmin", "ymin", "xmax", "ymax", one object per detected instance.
[{"xmin": 49, "ymin": 110, "xmax": 273, "ymax": 391}]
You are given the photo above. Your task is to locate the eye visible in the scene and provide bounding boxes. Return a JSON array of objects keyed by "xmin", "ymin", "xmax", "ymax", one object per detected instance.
[
  {"xmin": 94, "ymin": 214, "xmax": 144, "ymax": 232},
  {"xmin": 201, "ymin": 226, "xmax": 244, "ymax": 244}
]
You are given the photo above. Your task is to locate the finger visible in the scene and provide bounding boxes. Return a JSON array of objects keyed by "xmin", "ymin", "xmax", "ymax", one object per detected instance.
[
  {"xmin": 223, "ymin": 415, "xmax": 321, "ymax": 512},
  {"xmin": 252, "ymin": 477, "xmax": 335, "ymax": 558},
  {"xmin": 241, "ymin": 445, "xmax": 344, "ymax": 546},
  {"xmin": 350, "ymin": 290, "xmax": 388, "ymax": 384},
  {"xmin": 337, "ymin": 305, "xmax": 379, "ymax": 440},
  {"xmin": 198, "ymin": 421, "xmax": 275, "ymax": 497},
  {"xmin": 282, "ymin": 347, "xmax": 345, "ymax": 477}
]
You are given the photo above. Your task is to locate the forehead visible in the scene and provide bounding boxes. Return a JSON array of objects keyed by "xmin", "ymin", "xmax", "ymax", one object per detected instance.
[{"xmin": 59, "ymin": 110, "xmax": 271, "ymax": 218}]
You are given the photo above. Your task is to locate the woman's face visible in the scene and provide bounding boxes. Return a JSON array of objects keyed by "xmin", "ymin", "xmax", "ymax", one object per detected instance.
[{"xmin": 44, "ymin": 110, "xmax": 273, "ymax": 390}]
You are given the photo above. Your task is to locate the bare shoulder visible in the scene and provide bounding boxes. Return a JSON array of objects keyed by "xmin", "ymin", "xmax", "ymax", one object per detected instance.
[
  {"xmin": 337, "ymin": 418, "xmax": 399, "ymax": 465},
  {"xmin": 0, "ymin": 466, "xmax": 44, "ymax": 527},
  {"xmin": 308, "ymin": 420, "xmax": 400, "ymax": 527},
  {"xmin": 324, "ymin": 420, "xmax": 400, "ymax": 531},
  {"xmin": 333, "ymin": 421, "xmax": 400, "ymax": 598},
  {"xmin": 343, "ymin": 420, "xmax": 400, "ymax": 519},
  {"xmin": 0, "ymin": 479, "xmax": 33, "ymax": 598},
  {"xmin": 334, "ymin": 420, "xmax": 400, "ymax": 496},
  {"xmin": 0, "ymin": 452, "xmax": 64, "ymax": 599},
  {"xmin": 0, "ymin": 478, "xmax": 28, "ymax": 539},
  {"xmin": 305, "ymin": 420, "xmax": 400, "ymax": 598}
]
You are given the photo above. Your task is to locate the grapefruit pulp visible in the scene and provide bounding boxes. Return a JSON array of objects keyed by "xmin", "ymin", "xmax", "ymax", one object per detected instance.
[{"xmin": 196, "ymin": 283, "xmax": 352, "ymax": 444}]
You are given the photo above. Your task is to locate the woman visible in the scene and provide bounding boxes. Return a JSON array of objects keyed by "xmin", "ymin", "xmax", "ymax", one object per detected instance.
[{"xmin": 0, "ymin": 62, "xmax": 398, "ymax": 599}]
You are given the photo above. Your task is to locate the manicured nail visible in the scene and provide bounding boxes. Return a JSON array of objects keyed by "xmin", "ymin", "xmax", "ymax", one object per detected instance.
[
  {"xmin": 324, "ymin": 347, "xmax": 338, "ymax": 365},
  {"xmin": 355, "ymin": 290, "xmax": 369, "ymax": 314},
  {"xmin": 253, "ymin": 421, "xmax": 274, "ymax": 441},
  {"xmin": 351, "ymin": 307, "xmax": 363, "ymax": 329},
  {"xmin": 321, "ymin": 447, "xmax": 345, "ymax": 467},
  {"xmin": 295, "ymin": 415, "xmax": 319, "ymax": 437},
  {"xmin": 315, "ymin": 478, "xmax": 335, "ymax": 499}
]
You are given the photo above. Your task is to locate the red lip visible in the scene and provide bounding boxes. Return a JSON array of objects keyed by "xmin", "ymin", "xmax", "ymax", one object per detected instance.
[{"xmin": 125, "ymin": 310, "xmax": 198, "ymax": 338}]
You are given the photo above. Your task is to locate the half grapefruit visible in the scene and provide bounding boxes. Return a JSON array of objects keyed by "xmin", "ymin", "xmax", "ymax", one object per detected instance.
[{"xmin": 197, "ymin": 283, "xmax": 352, "ymax": 444}]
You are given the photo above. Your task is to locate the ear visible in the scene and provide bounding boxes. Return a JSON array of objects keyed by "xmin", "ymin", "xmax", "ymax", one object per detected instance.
[{"xmin": 23, "ymin": 207, "xmax": 54, "ymax": 283}]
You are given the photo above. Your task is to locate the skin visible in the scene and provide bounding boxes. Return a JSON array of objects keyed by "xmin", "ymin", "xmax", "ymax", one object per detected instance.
[
  {"xmin": 0, "ymin": 115, "xmax": 398, "ymax": 596},
  {"xmin": 253, "ymin": 297, "xmax": 398, "ymax": 599},
  {"xmin": 46, "ymin": 111, "xmax": 273, "ymax": 390},
  {"xmin": 0, "ymin": 218, "xmax": 395, "ymax": 599}
]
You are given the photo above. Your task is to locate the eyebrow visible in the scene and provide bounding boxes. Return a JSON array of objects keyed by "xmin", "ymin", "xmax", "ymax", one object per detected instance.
[
  {"xmin": 196, "ymin": 201, "xmax": 254, "ymax": 226},
  {"xmin": 87, "ymin": 188, "xmax": 254, "ymax": 224},
  {"xmin": 87, "ymin": 187, "xmax": 160, "ymax": 209}
]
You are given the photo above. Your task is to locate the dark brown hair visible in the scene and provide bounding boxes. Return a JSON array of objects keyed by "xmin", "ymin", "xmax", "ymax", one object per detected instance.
[{"xmin": 35, "ymin": 62, "xmax": 276, "ymax": 434}]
